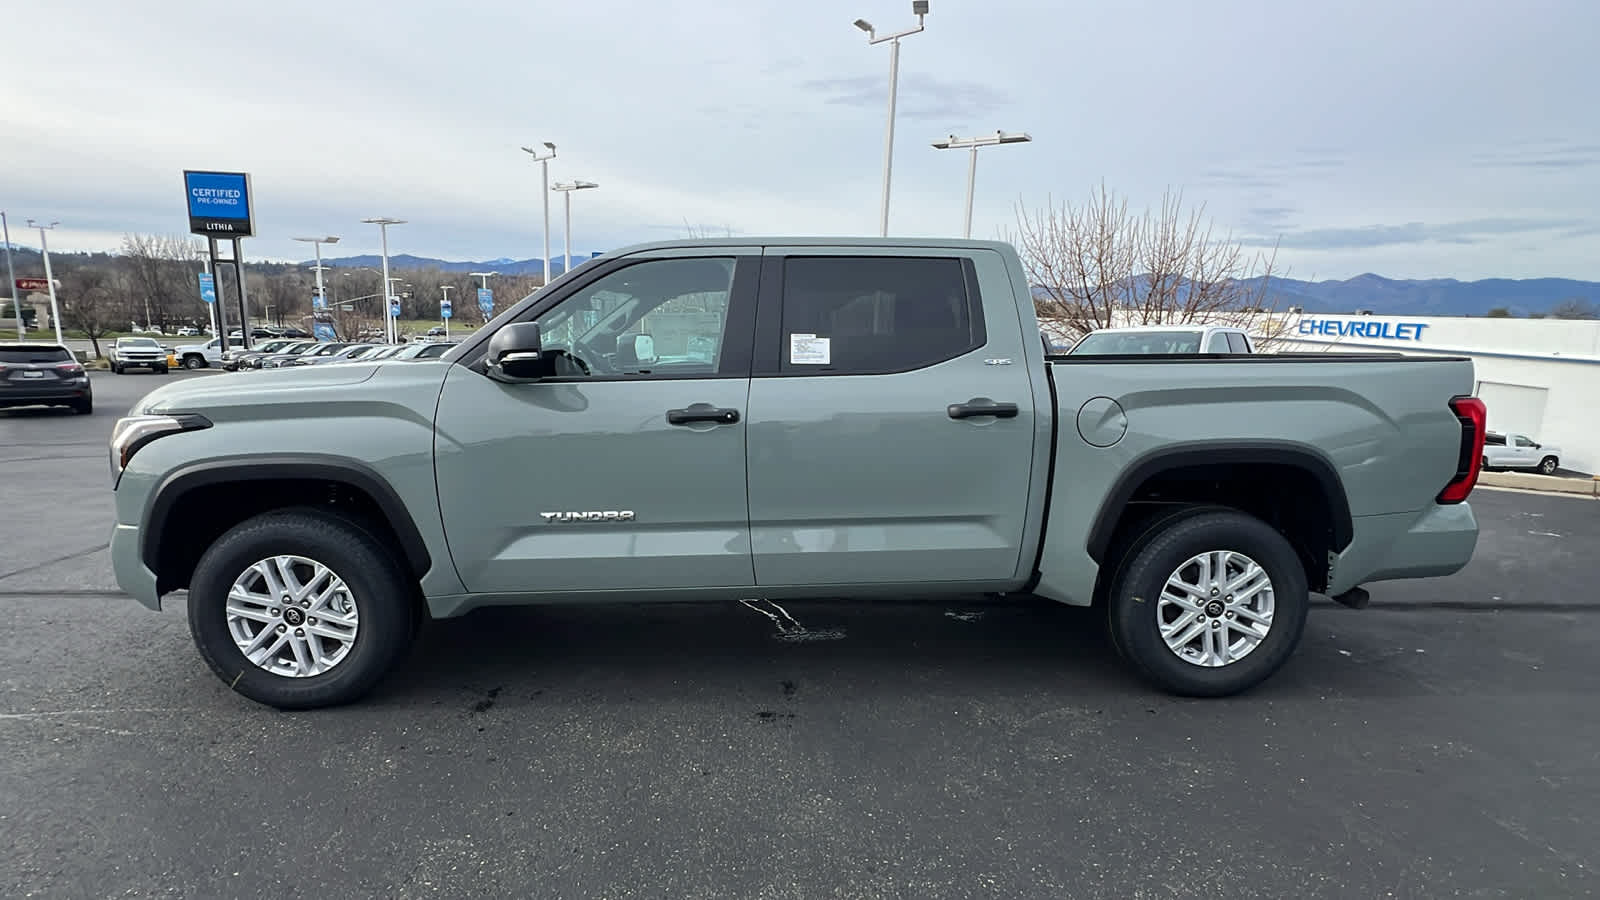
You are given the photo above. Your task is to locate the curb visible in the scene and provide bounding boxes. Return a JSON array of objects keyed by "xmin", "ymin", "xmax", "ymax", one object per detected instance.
[{"xmin": 1478, "ymin": 470, "xmax": 1598, "ymax": 497}]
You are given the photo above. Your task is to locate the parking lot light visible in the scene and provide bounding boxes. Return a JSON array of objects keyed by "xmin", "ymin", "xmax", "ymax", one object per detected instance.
[
  {"xmin": 26, "ymin": 219, "xmax": 63, "ymax": 345},
  {"xmin": 520, "ymin": 143, "xmax": 557, "ymax": 288},
  {"xmin": 930, "ymin": 131, "xmax": 1032, "ymax": 237},
  {"xmin": 855, "ymin": 1, "xmax": 929, "ymax": 236},
  {"xmin": 552, "ymin": 181, "xmax": 599, "ymax": 278},
  {"xmin": 361, "ymin": 218, "xmax": 406, "ymax": 344}
]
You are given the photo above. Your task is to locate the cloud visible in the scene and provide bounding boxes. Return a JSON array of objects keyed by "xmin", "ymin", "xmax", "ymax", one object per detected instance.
[
  {"xmin": 1471, "ymin": 143, "xmax": 1600, "ymax": 170},
  {"xmin": 799, "ymin": 73, "xmax": 1008, "ymax": 121},
  {"xmin": 1243, "ymin": 217, "xmax": 1586, "ymax": 250}
]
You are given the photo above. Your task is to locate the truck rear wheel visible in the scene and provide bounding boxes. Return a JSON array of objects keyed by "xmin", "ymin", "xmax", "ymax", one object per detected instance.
[
  {"xmin": 1106, "ymin": 509, "xmax": 1309, "ymax": 697},
  {"xmin": 187, "ymin": 508, "xmax": 417, "ymax": 710}
]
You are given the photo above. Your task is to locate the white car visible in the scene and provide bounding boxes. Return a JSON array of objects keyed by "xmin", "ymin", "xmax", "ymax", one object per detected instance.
[
  {"xmin": 109, "ymin": 336, "xmax": 170, "ymax": 374},
  {"xmin": 1483, "ymin": 432, "xmax": 1562, "ymax": 476},
  {"xmin": 1064, "ymin": 324, "xmax": 1256, "ymax": 355}
]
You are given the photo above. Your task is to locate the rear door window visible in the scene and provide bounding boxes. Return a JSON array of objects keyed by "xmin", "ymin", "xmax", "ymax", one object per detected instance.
[
  {"xmin": 1206, "ymin": 332, "xmax": 1231, "ymax": 353},
  {"xmin": 775, "ymin": 256, "xmax": 984, "ymax": 375},
  {"xmin": 1226, "ymin": 333, "xmax": 1251, "ymax": 353}
]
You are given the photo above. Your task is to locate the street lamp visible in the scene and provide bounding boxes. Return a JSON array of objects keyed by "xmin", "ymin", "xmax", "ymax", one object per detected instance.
[
  {"xmin": 361, "ymin": 217, "xmax": 406, "ymax": 344},
  {"xmin": 855, "ymin": 1, "xmax": 929, "ymax": 237},
  {"xmin": 439, "ymin": 284, "xmax": 454, "ymax": 339},
  {"xmin": 930, "ymin": 131, "xmax": 1032, "ymax": 238},
  {"xmin": 551, "ymin": 181, "xmax": 599, "ymax": 278},
  {"xmin": 292, "ymin": 235, "xmax": 340, "ymax": 339},
  {"xmin": 26, "ymin": 219, "xmax": 63, "ymax": 345},
  {"xmin": 2, "ymin": 212, "xmax": 19, "ymax": 339},
  {"xmin": 520, "ymin": 142, "xmax": 557, "ymax": 288}
]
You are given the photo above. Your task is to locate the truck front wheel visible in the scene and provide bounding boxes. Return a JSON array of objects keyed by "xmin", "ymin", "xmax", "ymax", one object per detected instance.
[
  {"xmin": 187, "ymin": 508, "xmax": 417, "ymax": 710},
  {"xmin": 1106, "ymin": 509, "xmax": 1309, "ymax": 697},
  {"xmin": 183, "ymin": 355, "xmax": 205, "ymax": 370}
]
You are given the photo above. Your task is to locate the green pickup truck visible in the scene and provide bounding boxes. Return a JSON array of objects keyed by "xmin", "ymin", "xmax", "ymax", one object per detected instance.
[{"xmin": 108, "ymin": 238, "xmax": 1487, "ymax": 709}]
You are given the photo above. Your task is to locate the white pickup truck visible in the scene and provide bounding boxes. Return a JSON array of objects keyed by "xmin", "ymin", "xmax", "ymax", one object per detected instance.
[
  {"xmin": 1483, "ymin": 432, "xmax": 1561, "ymax": 476},
  {"xmin": 172, "ymin": 337, "xmax": 241, "ymax": 370}
]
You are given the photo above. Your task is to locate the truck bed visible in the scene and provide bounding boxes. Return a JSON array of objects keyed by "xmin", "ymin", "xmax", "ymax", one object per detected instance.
[{"xmin": 1029, "ymin": 353, "xmax": 1479, "ymax": 606}]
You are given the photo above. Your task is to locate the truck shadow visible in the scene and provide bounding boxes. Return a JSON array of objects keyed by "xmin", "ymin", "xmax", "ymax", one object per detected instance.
[{"xmin": 376, "ymin": 596, "xmax": 1143, "ymax": 702}]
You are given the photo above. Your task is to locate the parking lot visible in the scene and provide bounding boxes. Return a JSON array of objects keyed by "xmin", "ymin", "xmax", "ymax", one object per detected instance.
[{"xmin": 2, "ymin": 370, "xmax": 1597, "ymax": 898}]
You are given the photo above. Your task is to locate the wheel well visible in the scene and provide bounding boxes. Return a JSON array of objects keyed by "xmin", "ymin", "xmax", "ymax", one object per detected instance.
[
  {"xmin": 1092, "ymin": 461, "xmax": 1346, "ymax": 594},
  {"xmin": 151, "ymin": 477, "xmax": 424, "ymax": 596}
]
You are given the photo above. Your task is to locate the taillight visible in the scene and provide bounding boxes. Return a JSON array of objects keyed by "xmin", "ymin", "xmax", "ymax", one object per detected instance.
[
  {"xmin": 1438, "ymin": 396, "xmax": 1487, "ymax": 503},
  {"xmin": 55, "ymin": 362, "xmax": 85, "ymax": 376}
]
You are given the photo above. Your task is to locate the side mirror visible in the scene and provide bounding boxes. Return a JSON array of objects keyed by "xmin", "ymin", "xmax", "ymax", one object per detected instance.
[
  {"xmin": 632, "ymin": 333, "xmax": 656, "ymax": 364},
  {"xmin": 486, "ymin": 322, "xmax": 545, "ymax": 382}
]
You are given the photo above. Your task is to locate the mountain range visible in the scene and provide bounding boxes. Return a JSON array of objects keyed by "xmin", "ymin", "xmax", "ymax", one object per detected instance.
[
  {"xmin": 310, "ymin": 253, "xmax": 598, "ymax": 277},
  {"xmin": 307, "ymin": 254, "xmax": 1593, "ymax": 317}
]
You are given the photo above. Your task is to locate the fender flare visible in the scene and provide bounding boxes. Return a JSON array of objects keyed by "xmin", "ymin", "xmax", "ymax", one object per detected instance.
[
  {"xmin": 141, "ymin": 454, "xmax": 433, "ymax": 578},
  {"xmin": 1084, "ymin": 441, "xmax": 1355, "ymax": 563}
]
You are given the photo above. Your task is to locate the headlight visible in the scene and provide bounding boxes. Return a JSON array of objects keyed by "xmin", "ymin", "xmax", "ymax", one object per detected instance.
[{"xmin": 109, "ymin": 414, "xmax": 212, "ymax": 481}]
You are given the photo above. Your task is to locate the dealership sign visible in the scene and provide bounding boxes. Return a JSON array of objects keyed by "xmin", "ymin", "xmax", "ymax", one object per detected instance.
[
  {"xmin": 15, "ymin": 277, "xmax": 51, "ymax": 292},
  {"xmin": 1297, "ymin": 318, "xmax": 1430, "ymax": 341},
  {"xmin": 183, "ymin": 170, "xmax": 255, "ymax": 237}
]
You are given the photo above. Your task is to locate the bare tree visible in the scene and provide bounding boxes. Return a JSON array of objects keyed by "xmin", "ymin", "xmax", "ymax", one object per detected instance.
[
  {"xmin": 121, "ymin": 233, "xmax": 202, "ymax": 332},
  {"xmin": 1548, "ymin": 297, "xmax": 1596, "ymax": 320},
  {"xmin": 58, "ymin": 267, "xmax": 119, "ymax": 357},
  {"xmin": 1009, "ymin": 182, "xmax": 1288, "ymax": 349}
]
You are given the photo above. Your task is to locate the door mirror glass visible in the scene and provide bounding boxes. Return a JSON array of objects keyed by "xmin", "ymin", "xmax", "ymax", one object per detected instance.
[
  {"xmin": 486, "ymin": 322, "xmax": 545, "ymax": 382},
  {"xmin": 631, "ymin": 333, "xmax": 656, "ymax": 364}
]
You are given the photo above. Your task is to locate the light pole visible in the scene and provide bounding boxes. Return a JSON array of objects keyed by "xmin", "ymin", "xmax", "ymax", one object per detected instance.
[
  {"xmin": 855, "ymin": 1, "xmax": 928, "ymax": 237},
  {"xmin": 293, "ymin": 235, "xmax": 340, "ymax": 338},
  {"xmin": 930, "ymin": 131, "xmax": 1032, "ymax": 237},
  {"xmin": 520, "ymin": 142, "xmax": 557, "ymax": 288},
  {"xmin": 552, "ymin": 181, "xmax": 599, "ymax": 276},
  {"xmin": 439, "ymin": 284, "xmax": 454, "ymax": 339},
  {"xmin": 361, "ymin": 217, "xmax": 406, "ymax": 344},
  {"xmin": 2, "ymin": 211, "xmax": 20, "ymax": 338},
  {"xmin": 26, "ymin": 220, "xmax": 63, "ymax": 345}
]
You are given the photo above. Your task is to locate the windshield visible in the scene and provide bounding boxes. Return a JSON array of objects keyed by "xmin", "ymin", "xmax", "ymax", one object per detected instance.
[
  {"xmin": 1069, "ymin": 330, "xmax": 1204, "ymax": 355},
  {"xmin": 0, "ymin": 346, "xmax": 72, "ymax": 363},
  {"xmin": 118, "ymin": 338, "xmax": 162, "ymax": 348}
]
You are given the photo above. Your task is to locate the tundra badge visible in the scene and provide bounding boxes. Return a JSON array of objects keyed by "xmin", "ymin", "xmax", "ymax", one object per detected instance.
[{"xmin": 541, "ymin": 511, "xmax": 636, "ymax": 523}]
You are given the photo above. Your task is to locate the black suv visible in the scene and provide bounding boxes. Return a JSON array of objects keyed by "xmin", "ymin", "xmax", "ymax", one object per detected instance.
[{"xmin": 0, "ymin": 342, "xmax": 93, "ymax": 414}]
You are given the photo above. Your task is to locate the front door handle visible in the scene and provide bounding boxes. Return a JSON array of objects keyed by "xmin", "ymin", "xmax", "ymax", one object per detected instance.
[
  {"xmin": 667, "ymin": 404, "xmax": 741, "ymax": 426},
  {"xmin": 948, "ymin": 399, "xmax": 1019, "ymax": 420}
]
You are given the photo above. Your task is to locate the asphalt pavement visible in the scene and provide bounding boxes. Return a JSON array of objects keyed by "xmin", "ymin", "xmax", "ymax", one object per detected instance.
[{"xmin": 2, "ymin": 371, "xmax": 1597, "ymax": 898}]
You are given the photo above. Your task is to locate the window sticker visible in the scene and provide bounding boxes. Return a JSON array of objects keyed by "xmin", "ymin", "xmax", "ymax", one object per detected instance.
[{"xmin": 789, "ymin": 333, "xmax": 831, "ymax": 365}]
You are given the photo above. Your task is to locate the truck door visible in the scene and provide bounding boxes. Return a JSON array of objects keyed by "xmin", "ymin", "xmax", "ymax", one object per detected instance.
[
  {"xmin": 433, "ymin": 251, "xmax": 760, "ymax": 594},
  {"xmin": 743, "ymin": 248, "xmax": 1040, "ymax": 587}
]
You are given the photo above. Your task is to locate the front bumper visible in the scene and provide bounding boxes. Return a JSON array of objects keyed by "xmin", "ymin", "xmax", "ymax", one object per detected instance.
[
  {"xmin": 111, "ymin": 523, "xmax": 162, "ymax": 610},
  {"xmin": 1327, "ymin": 502, "xmax": 1479, "ymax": 595}
]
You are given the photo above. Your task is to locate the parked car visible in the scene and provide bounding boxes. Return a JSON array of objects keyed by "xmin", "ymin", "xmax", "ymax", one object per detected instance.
[
  {"xmin": 290, "ymin": 343, "xmax": 376, "ymax": 366},
  {"xmin": 391, "ymin": 340, "xmax": 458, "ymax": 360},
  {"xmin": 1065, "ymin": 324, "xmax": 1255, "ymax": 355},
  {"xmin": 173, "ymin": 336, "xmax": 241, "ymax": 370},
  {"xmin": 246, "ymin": 341, "xmax": 321, "ymax": 369},
  {"xmin": 268, "ymin": 342, "xmax": 355, "ymax": 367},
  {"xmin": 222, "ymin": 338, "xmax": 301, "ymax": 371},
  {"xmin": 0, "ymin": 341, "xmax": 92, "ymax": 414},
  {"xmin": 110, "ymin": 336, "xmax": 171, "ymax": 374},
  {"xmin": 175, "ymin": 326, "xmax": 202, "ymax": 337},
  {"xmin": 1483, "ymin": 431, "xmax": 1561, "ymax": 476},
  {"xmin": 109, "ymin": 236, "xmax": 1485, "ymax": 710}
]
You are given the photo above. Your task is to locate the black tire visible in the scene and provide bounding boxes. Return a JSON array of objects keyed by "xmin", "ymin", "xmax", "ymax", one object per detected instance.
[
  {"xmin": 187, "ymin": 508, "xmax": 418, "ymax": 710},
  {"xmin": 1539, "ymin": 456, "xmax": 1559, "ymax": 476},
  {"xmin": 157, "ymin": 365, "xmax": 170, "ymax": 374},
  {"xmin": 111, "ymin": 364, "xmax": 123, "ymax": 375},
  {"xmin": 183, "ymin": 355, "xmax": 205, "ymax": 370},
  {"xmin": 1106, "ymin": 508, "xmax": 1309, "ymax": 697},
  {"xmin": 72, "ymin": 397, "xmax": 93, "ymax": 415}
]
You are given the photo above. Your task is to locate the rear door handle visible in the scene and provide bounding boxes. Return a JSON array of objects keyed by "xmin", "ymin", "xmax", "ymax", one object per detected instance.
[
  {"xmin": 947, "ymin": 399, "xmax": 1019, "ymax": 420},
  {"xmin": 667, "ymin": 404, "xmax": 741, "ymax": 426}
]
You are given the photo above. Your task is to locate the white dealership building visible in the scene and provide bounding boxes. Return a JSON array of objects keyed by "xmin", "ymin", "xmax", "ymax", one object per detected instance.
[{"xmin": 1275, "ymin": 314, "xmax": 1600, "ymax": 474}]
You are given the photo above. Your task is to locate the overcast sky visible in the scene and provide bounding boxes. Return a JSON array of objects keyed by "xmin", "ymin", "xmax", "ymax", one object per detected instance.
[{"xmin": 4, "ymin": 0, "xmax": 1596, "ymax": 281}]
